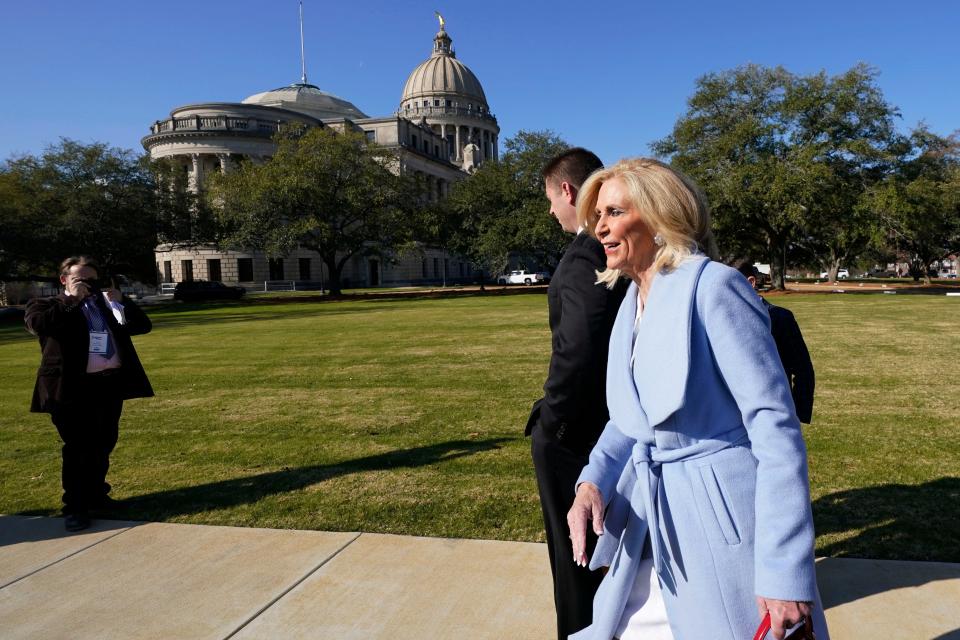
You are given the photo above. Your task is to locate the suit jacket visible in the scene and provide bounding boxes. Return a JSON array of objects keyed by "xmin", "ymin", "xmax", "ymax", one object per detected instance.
[
  {"xmin": 572, "ymin": 257, "xmax": 828, "ymax": 640},
  {"xmin": 525, "ymin": 232, "xmax": 626, "ymax": 452},
  {"xmin": 25, "ymin": 293, "xmax": 154, "ymax": 413},
  {"xmin": 765, "ymin": 300, "xmax": 815, "ymax": 423}
]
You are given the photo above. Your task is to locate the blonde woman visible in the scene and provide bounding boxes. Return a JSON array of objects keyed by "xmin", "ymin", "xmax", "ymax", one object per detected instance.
[{"xmin": 566, "ymin": 159, "xmax": 828, "ymax": 640}]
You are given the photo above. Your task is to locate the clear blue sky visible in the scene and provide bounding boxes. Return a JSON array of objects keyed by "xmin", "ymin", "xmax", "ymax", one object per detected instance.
[{"xmin": 1, "ymin": 0, "xmax": 957, "ymax": 165}]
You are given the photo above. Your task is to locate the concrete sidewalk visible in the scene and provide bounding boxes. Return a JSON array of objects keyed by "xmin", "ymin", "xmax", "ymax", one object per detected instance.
[{"xmin": 1, "ymin": 515, "xmax": 957, "ymax": 639}]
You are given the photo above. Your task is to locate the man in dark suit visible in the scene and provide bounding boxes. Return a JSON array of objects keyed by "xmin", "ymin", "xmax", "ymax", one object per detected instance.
[
  {"xmin": 26, "ymin": 256, "xmax": 154, "ymax": 531},
  {"xmin": 527, "ymin": 148, "xmax": 627, "ymax": 639},
  {"xmin": 735, "ymin": 260, "xmax": 815, "ymax": 423}
]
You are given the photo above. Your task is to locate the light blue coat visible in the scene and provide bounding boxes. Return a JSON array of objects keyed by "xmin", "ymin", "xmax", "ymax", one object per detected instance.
[{"xmin": 571, "ymin": 256, "xmax": 829, "ymax": 640}]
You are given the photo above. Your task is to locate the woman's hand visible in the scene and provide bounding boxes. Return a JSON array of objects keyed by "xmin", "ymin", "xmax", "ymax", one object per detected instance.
[
  {"xmin": 756, "ymin": 596, "xmax": 811, "ymax": 640},
  {"xmin": 566, "ymin": 482, "xmax": 605, "ymax": 567}
]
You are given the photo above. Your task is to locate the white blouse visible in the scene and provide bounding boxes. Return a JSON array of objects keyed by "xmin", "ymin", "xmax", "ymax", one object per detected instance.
[{"xmin": 619, "ymin": 288, "xmax": 675, "ymax": 640}]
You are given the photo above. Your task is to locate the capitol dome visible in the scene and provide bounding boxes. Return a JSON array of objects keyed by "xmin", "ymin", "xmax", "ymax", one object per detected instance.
[
  {"xmin": 400, "ymin": 28, "xmax": 488, "ymax": 108},
  {"xmin": 242, "ymin": 82, "xmax": 369, "ymax": 121}
]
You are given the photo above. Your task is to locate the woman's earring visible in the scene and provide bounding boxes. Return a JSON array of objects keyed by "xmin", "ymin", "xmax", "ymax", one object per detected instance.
[{"xmin": 653, "ymin": 233, "xmax": 665, "ymax": 247}]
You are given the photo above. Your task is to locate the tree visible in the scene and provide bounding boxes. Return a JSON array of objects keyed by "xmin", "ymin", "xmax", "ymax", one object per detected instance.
[
  {"xmin": 653, "ymin": 64, "xmax": 901, "ymax": 287},
  {"xmin": 440, "ymin": 130, "xmax": 569, "ymax": 287},
  {"xmin": 866, "ymin": 128, "xmax": 960, "ymax": 283},
  {"xmin": 0, "ymin": 169, "xmax": 35, "ymax": 277},
  {"xmin": 0, "ymin": 139, "xmax": 159, "ymax": 283},
  {"xmin": 150, "ymin": 157, "xmax": 220, "ymax": 247},
  {"xmin": 207, "ymin": 126, "xmax": 420, "ymax": 295},
  {"xmin": 786, "ymin": 66, "xmax": 903, "ymax": 282}
]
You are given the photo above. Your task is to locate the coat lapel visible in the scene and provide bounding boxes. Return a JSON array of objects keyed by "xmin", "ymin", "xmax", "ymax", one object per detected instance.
[
  {"xmin": 606, "ymin": 280, "xmax": 650, "ymax": 440},
  {"xmin": 632, "ymin": 255, "xmax": 709, "ymax": 427}
]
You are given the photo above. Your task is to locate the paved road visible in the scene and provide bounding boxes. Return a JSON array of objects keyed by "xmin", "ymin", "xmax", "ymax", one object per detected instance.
[{"xmin": 1, "ymin": 515, "xmax": 957, "ymax": 639}]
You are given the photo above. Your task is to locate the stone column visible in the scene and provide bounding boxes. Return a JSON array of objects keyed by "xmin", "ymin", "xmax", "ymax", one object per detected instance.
[
  {"xmin": 455, "ymin": 125, "xmax": 461, "ymax": 162},
  {"xmin": 217, "ymin": 153, "xmax": 231, "ymax": 174},
  {"xmin": 188, "ymin": 154, "xmax": 204, "ymax": 193}
]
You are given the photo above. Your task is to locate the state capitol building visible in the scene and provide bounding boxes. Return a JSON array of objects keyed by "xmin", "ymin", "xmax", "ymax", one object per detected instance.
[{"xmin": 143, "ymin": 19, "xmax": 498, "ymax": 288}]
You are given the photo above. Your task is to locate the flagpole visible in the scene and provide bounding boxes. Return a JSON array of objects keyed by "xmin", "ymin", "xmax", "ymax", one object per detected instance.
[{"xmin": 299, "ymin": 1, "xmax": 307, "ymax": 84}]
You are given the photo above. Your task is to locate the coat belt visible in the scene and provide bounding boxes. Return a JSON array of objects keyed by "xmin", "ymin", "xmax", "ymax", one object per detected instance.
[{"xmin": 594, "ymin": 425, "xmax": 750, "ymax": 592}]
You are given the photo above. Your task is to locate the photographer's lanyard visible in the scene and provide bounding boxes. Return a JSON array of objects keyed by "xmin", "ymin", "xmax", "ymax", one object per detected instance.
[{"xmin": 82, "ymin": 299, "xmax": 115, "ymax": 358}]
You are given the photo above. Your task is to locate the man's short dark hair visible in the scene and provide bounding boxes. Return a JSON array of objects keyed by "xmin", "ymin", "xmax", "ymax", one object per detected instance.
[
  {"xmin": 59, "ymin": 255, "xmax": 99, "ymax": 277},
  {"xmin": 542, "ymin": 147, "xmax": 603, "ymax": 190},
  {"xmin": 732, "ymin": 258, "xmax": 759, "ymax": 280}
]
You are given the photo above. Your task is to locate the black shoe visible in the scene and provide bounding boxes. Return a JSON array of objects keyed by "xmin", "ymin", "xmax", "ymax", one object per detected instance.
[{"xmin": 64, "ymin": 512, "xmax": 91, "ymax": 532}]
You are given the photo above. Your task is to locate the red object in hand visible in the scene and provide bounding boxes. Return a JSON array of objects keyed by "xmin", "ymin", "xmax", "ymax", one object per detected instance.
[{"xmin": 752, "ymin": 612, "xmax": 816, "ymax": 640}]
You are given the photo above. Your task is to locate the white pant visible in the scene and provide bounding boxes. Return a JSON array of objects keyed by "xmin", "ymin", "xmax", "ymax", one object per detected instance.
[{"xmin": 614, "ymin": 556, "xmax": 674, "ymax": 640}]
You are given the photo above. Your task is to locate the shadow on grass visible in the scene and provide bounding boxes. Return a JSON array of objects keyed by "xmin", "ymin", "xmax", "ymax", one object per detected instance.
[
  {"xmin": 116, "ymin": 437, "xmax": 510, "ymax": 521},
  {"xmin": 813, "ymin": 477, "xmax": 960, "ymax": 562},
  {"xmin": 814, "ymin": 477, "xmax": 960, "ymax": 618}
]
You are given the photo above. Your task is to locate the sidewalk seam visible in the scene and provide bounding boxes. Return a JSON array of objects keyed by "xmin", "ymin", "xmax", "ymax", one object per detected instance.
[
  {"xmin": 220, "ymin": 531, "xmax": 364, "ymax": 640},
  {"xmin": 0, "ymin": 523, "xmax": 138, "ymax": 590}
]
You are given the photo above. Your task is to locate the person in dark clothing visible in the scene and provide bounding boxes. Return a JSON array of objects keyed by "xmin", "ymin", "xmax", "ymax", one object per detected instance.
[
  {"xmin": 734, "ymin": 260, "xmax": 815, "ymax": 423},
  {"xmin": 528, "ymin": 148, "xmax": 628, "ymax": 639},
  {"xmin": 25, "ymin": 256, "xmax": 154, "ymax": 531}
]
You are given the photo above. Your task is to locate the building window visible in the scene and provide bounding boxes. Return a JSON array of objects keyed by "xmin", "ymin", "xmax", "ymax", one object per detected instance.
[
  {"xmin": 207, "ymin": 259, "xmax": 222, "ymax": 282},
  {"xmin": 365, "ymin": 130, "xmax": 376, "ymax": 142},
  {"xmin": 433, "ymin": 257, "xmax": 439, "ymax": 277},
  {"xmin": 445, "ymin": 99, "xmax": 451, "ymax": 107},
  {"xmin": 459, "ymin": 262, "xmax": 465, "ymax": 277},
  {"xmin": 411, "ymin": 134, "xmax": 418, "ymax": 148},
  {"xmin": 434, "ymin": 99, "xmax": 440, "ymax": 107},
  {"xmin": 421, "ymin": 258, "xmax": 428, "ymax": 278},
  {"xmin": 444, "ymin": 258, "xmax": 449, "ymax": 277},
  {"xmin": 237, "ymin": 258, "xmax": 253, "ymax": 281},
  {"xmin": 181, "ymin": 259, "xmax": 193, "ymax": 282},
  {"xmin": 268, "ymin": 258, "xmax": 284, "ymax": 280},
  {"xmin": 434, "ymin": 145, "xmax": 439, "ymax": 157},
  {"xmin": 299, "ymin": 258, "xmax": 311, "ymax": 280},
  {"xmin": 163, "ymin": 261, "xmax": 172, "ymax": 282}
]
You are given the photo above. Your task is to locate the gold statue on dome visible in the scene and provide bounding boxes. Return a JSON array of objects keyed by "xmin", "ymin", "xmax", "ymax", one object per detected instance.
[{"xmin": 435, "ymin": 11, "xmax": 445, "ymax": 30}]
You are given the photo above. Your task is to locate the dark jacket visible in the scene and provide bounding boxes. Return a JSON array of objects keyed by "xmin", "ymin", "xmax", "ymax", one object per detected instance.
[
  {"xmin": 526, "ymin": 233, "xmax": 627, "ymax": 452},
  {"xmin": 25, "ymin": 293, "xmax": 154, "ymax": 413},
  {"xmin": 764, "ymin": 299, "xmax": 815, "ymax": 423}
]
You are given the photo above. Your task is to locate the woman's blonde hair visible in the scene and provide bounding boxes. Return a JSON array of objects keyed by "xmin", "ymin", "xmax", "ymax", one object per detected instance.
[{"xmin": 576, "ymin": 158, "xmax": 718, "ymax": 288}]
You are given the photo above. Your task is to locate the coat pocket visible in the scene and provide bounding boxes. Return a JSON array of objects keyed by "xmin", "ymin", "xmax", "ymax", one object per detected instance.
[{"xmin": 697, "ymin": 464, "xmax": 741, "ymax": 545}]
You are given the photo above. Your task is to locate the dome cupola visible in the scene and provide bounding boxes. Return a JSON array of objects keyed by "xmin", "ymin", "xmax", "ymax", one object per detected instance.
[
  {"xmin": 243, "ymin": 83, "xmax": 368, "ymax": 121},
  {"xmin": 398, "ymin": 16, "xmax": 499, "ymax": 170},
  {"xmin": 400, "ymin": 23, "xmax": 489, "ymax": 110}
]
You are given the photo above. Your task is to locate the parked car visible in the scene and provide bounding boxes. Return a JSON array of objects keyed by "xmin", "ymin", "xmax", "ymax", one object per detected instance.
[
  {"xmin": 496, "ymin": 270, "xmax": 548, "ymax": 285},
  {"xmin": 819, "ymin": 269, "xmax": 849, "ymax": 280},
  {"xmin": 173, "ymin": 281, "xmax": 246, "ymax": 302}
]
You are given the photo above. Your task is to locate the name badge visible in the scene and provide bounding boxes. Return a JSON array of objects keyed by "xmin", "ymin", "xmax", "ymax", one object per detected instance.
[{"xmin": 89, "ymin": 332, "xmax": 110, "ymax": 354}]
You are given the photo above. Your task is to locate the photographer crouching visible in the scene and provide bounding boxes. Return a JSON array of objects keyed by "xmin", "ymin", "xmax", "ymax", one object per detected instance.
[{"xmin": 25, "ymin": 256, "xmax": 154, "ymax": 532}]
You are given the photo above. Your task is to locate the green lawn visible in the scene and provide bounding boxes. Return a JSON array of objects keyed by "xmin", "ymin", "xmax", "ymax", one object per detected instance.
[{"xmin": 1, "ymin": 292, "xmax": 957, "ymax": 561}]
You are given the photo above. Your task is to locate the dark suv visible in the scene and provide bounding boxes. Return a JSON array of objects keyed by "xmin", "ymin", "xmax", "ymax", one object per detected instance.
[{"xmin": 173, "ymin": 281, "xmax": 246, "ymax": 302}]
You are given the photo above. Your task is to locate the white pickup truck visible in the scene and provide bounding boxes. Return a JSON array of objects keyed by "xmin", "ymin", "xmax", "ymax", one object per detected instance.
[{"xmin": 496, "ymin": 270, "xmax": 549, "ymax": 285}]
